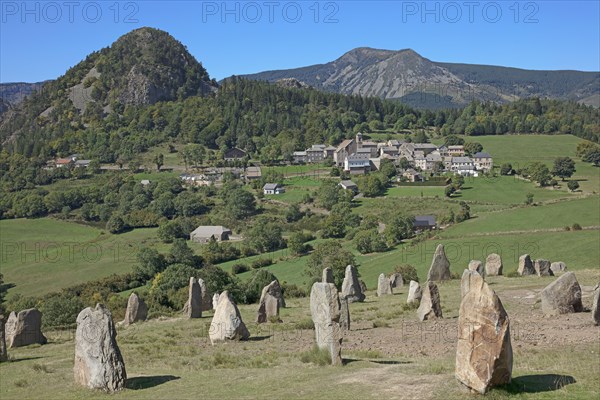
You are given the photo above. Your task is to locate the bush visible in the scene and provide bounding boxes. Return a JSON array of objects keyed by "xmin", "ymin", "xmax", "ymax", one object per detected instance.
[
  {"xmin": 231, "ymin": 263, "xmax": 250, "ymax": 275},
  {"xmin": 394, "ymin": 264, "xmax": 419, "ymax": 282},
  {"xmin": 281, "ymin": 282, "xmax": 306, "ymax": 298},
  {"xmin": 251, "ymin": 258, "xmax": 273, "ymax": 269},
  {"xmin": 572, "ymin": 223, "xmax": 582, "ymax": 230},
  {"xmin": 39, "ymin": 295, "xmax": 84, "ymax": 329}
]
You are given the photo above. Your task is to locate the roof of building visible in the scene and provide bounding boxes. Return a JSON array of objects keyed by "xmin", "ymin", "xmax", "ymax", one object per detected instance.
[
  {"xmin": 310, "ymin": 144, "xmax": 326, "ymax": 150},
  {"xmin": 191, "ymin": 226, "xmax": 232, "ymax": 237},
  {"xmin": 414, "ymin": 215, "xmax": 436, "ymax": 227},
  {"xmin": 448, "ymin": 145, "xmax": 464, "ymax": 150},
  {"xmin": 473, "ymin": 152, "xmax": 492, "ymax": 158},
  {"xmin": 357, "ymin": 148, "xmax": 372, "ymax": 153},
  {"xmin": 452, "ymin": 157, "xmax": 473, "ymax": 163},
  {"xmin": 414, "ymin": 143, "xmax": 438, "ymax": 149},
  {"xmin": 339, "ymin": 180, "xmax": 358, "ymax": 188},
  {"xmin": 324, "ymin": 145, "xmax": 337, "ymax": 151},
  {"xmin": 56, "ymin": 158, "xmax": 72, "ymax": 164},
  {"xmin": 263, "ymin": 183, "xmax": 282, "ymax": 190},
  {"xmin": 293, "ymin": 151, "xmax": 307, "ymax": 156},
  {"xmin": 336, "ymin": 139, "xmax": 354, "ymax": 152},
  {"xmin": 246, "ymin": 166, "xmax": 262, "ymax": 177},
  {"xmin": 74, "ymin": 159, "xmax": 91, "ymax": 165}
]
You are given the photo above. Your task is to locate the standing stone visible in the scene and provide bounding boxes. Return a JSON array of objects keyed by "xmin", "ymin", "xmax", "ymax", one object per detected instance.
[
  {"xmin": 256, "ymin": 280, "xmax": 284, "ymax": 323},
  {"xmin": 517, "ymin": 254, "xmax": 535, "ymax": 276},
  {"xmin": 417, "ymin": 281, "xmax": 442, "ymax": 321},
  {"xmin": 534, "ymin": 259, "xmax": 553, "ymax": 277},
  {"xmin": 407, "ymin": 281, "xmax": 422, "ymax": 304},
  {"xmin": 468, "ymin": 260, "xmax": 485, "ymax": 276},
  {"xmin": 359, "ymin": 280, "xmax": 368, "ymax": 294},
  {"xmin": 485, "ymin": 253, "xmax": 503, "ymax": 276},
  {"xmin": 341, "ymin": 265, "xmax": 365, "ymax": 303},
  {"xmin": 74, "ymin": 304, "xmax": 126, "ymax": 392},
  {"xmin": 197, "ymin": 278, "xmax": 213, "ymax": 312},
  {"xmin": 339, "ymin": 295, "xmax": 350, "ymax": 331},
  {"xmin": 550, "ymin": 262, "xmax": 567, "ymax": 274},
  {"xmin": 456, "ymin": 270, "xmax": 512, "ymax": 394},
  {"xmin": 322, "ymin": 267, "xmax": 334, "ymax": 283},
  {"xmin": 121, "ymin": 293, "xmax": 147, "ymax": 326},
  {"xmin": 540, "ymin": 272, "xmax": 583, "ymax": 316},
  {"xmin": 209, "ymin": 291, "xmax": 250, "ymax": 344},
  {"xmin": 310, "ymin": 282, "xmax": 342, "ymax": 366},
  {"xmin": 592, "ymin": 284, "xmax": 600, "ymax": 326},
  {"xmin": 377, "ymin": 273, "xmax": 393, "ymax": 296},
  {"xmin": 5, "ymin": 308, "xmax": 47, "ymax": 348},
  {"xmin": 389, "ymin": 273, "xmax": 404, "ymax": 288},
  {"xmin": 0, "ymin": 315, "xmax": 7, "ymax": 362},
  {"xmin": 183, "ymin": 277, "xmax": 202, "ymax": 318},
  {"xmin": 427, "ymin": 244, "xmax": 451, "ymax": 281},
  {"xmin": 212, "ymin": 293, "xmax": 220, "ymax": 310}
]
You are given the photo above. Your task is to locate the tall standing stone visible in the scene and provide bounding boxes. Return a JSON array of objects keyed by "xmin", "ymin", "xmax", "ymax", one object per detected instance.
[
  {"xmin": 407, "ymin": 281, "xmax": 422, "ymax": 304},
  {"xmin": 468, "ymin": 260, "xmax": 484, "ymax": 276},
  {"xmin": 517, "ymin": 254, "xmax": 535, "ymax": 276},
  {"xmin": 310, "ymin": 282, "xmax": 342, "ymax": 366},
  {"xmin": 427, "ymin": 244, "xmax": 451, "ymax": 281},
  {"xmin": 322, "ymin": 267, "xmax": 334, "ymax": 283},
  {"xmin": 592, "ymin": 284, "xmax": 600, "ymax": 326},
  {"xmin": 5, "ymin": 308, "xmax": 47, "ymax": 348},
  {"xmin": 534, "ymin": 259, "xmax": 553, "ymax": 277},
  {"xmin": 198, "ymin": 278, "xmax": 213, "ymax": 312},
  {"xmin": 183, "ymin": 277, "xmax": 202, "ymax": 318},
  {"xmin": 121, "ymin": 293, "xmax": 148, "ymax": 326},
  {"xmin": 389, "ymin": 273, "xmax": 404, "ymax": 288},
  {"xmin": 485, "ymin": 253, "xmax": 503, "ymax": 276},
  {"xmin": 0, "ymin": 315, "xmax": 7, "ymax": 362},
  {"xmin": 417, "ymin": 281, "xmax": 442, "ymax": 321},
  {"xmin": 339, "ymin": 295, "xmax": 350, "ymax": 331},
  {"xmin": 456, "ymin": 271, "xmax": 512, "ymax": 394},
  {"xmin": 341, "ymin": 265, "xmax": 365, "ymax": 303},
  {"xmin": 209, "ymin": 291, "xmax": 250, "ymax": 344},
  {"xmin": 256, "ymin": 280, "xmax": 284, "ymax": 323},
  {"xmin": 550, "ymin": 262, "xmax": 567, "ymax": 274},
  {"xmin": 540, "ymin": 272, "xmax": 583, "ymax": 316},
  {"xmin": 74, "ymin": 304, "xmax": 126, "ymax": 392},
  {"xmin": 377, "ymin": 273, "xmax": 393, "ymax": 296}
]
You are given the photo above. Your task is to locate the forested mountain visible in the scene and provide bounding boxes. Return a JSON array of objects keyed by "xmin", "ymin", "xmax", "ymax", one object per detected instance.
[
  {"xmin": 0, "ymin": 29, "xmax": 598, "ymax": 162},
  {"xmin": 0, "ymin": 82, "xmax": 47, "ymax": 107},
  {"xmin": 242, "ymin": 47, "xmax": 600, "ymax": 108}
]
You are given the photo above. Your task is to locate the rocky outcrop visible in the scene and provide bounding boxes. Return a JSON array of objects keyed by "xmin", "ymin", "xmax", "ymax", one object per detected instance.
[
  {"xmin": 209, "ymin": 291, "xmax": 250, "ymax": 344},
  {"xmin": 456, "ymin": 271, "xmax": 512, "ymax": 394},
  {"xmin": 310, "ymin": 283, "xmax": 343, "ymax": 365},
  {"xmin": 74, "ymin": 304, "xmax": 126, "ymax": 392},
  {"xmin": 540, "ymin": 272, "xmax": 583, "ymax": 316},
  {"xmin": 427, "ymin": 244, "xmax": 451, "ymax": 281}
]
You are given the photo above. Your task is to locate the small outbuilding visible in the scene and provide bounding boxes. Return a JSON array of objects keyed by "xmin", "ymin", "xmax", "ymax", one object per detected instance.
[
  {"xmin": 190, "ymin": 226, "xmax": 232, "ymax": 243},
  {"xmin": 263, "ymin": 183, "xmax": 285, "ymax": 195}
]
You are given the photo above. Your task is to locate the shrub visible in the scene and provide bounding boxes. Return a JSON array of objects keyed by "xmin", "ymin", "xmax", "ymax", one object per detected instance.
[
  {"xmin": 281, "ymin": 282, "xmax": 307, "ymax": 298},
  {"xmin": 372, "ymin": 320, "xmax": 391, "ymax": 328},
  {"xmin": 564, "ymin": 226, "xmax": 571, "ymax": 231},
  {"xmin": 394, "ymin": 264, "xmax": 419, "ymax": 282},
  {"xmin": 295, "ymin": 318, "xmax": 314, "ymax": 330},
  {"xmin": 39, "ymin": 295, "xmax": 84, "ymax": 329},
  {"xmin": 231, "ymin": 263, "xmax": 250, "ymax": 275},
  {"xmin": 300, "ymin": 345, "xmax": 331, "ymax": 366},
  {"xmin": 251, "ymin": 258, "xmax": 273, "ymax": 269},
  {"xmin": 572, "ymin": 223, "xmax": 582, "ymax": 230}
]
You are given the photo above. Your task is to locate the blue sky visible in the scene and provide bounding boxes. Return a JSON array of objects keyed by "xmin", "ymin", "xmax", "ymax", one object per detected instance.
[{"xmin": 1, "ymin": 1, "xmax": 599, "ymax": 83}]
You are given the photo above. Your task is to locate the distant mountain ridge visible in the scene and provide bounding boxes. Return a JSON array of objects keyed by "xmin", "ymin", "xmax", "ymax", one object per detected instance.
[{"xmin": 241, "ymin": 47, "xmax": 600, "ymax": 108}]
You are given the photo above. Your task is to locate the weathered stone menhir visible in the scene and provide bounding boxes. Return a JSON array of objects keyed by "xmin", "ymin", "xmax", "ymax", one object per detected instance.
[
  {"xmin": 183, "ymin": 277, "xmax": 202, "ymax": 318},
  {"xmin": 5, "ymin": 308, "xmax": 47, "ymax": 348},
  {"xmin": 517, "ymin": 254, "xmax": 535, "ymax": 276},
  {"xmin": 256, "ymin": 280, "xmax": 285, "ymax": 323},
  {"xmin": 0, "ymin": 315, "xmax": 7, "ymax": 362},
  {"xmin": 389, "ymin": 273, "xmax": 404, "ymax": 288},
  {"xmin": 377, "ymin": 273, "xmax": 393, "ymax": 296},
  {"xmin": 407, "ymin": 280, "xmax": 422, "ymax": 304},
  {"xmin": 209, "ymin": 291, "xmax": 250, "ymax": 344},
  {"xmin": 341, "ymin": 265, "xmax": 365, "ymax": 303},
  {"xmin": 427, "ymin": 244, "xmax": 451, "ymax": 281},
  {"xmin": 550, "ymin": 261, "xmax": 567, "ymax": 274},
  {"xmin": 540, "ymin": 272, "xmax": 583, "ymax": 316},
  {"xmin": 534, "ymin": 259, "xmax": 553, "ymax": 277},
  {"xmin": 456, "ymin": 270, "xmax": 512, "ymax": 394},
  {"xmin": 468, "ymin": 260, "xmax": 485, "ymax": 276},
  {"xmin": 417, "ymin": 281, "xmax": 442, "ymax": 321},
  {"xmin": 592, "ymin": 284, "xmax": 600, "ymax": 326},
  {"xmin": 74, "ymin": 304, "xmax": 126, "ymax": 392},
  {"xmin": 322, "ymin": 267, "xmax": 334, "ymax": 284},
  {"xmin": 198, "ymin": 278, "xmax": 213, "ymax": 312},
  {"xmin": 310, "ymin": 282, "xmax": 342, "ymax": 365},
  {"xmin": 485, "ymin": 253, "xmax": 503, "ymax": 276},
  {"xmin": 121, "ymin": 293, "xmax": 148, "ymax": 326},
  {"xmin": 339, "ymin": 295, "xmax": 350, "ymax": 331}
]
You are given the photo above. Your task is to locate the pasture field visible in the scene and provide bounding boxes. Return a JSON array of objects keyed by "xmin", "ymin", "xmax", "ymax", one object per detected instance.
[{"xmin": 1, "ymin": 269, "xmax": 598, "ymax": 400}]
